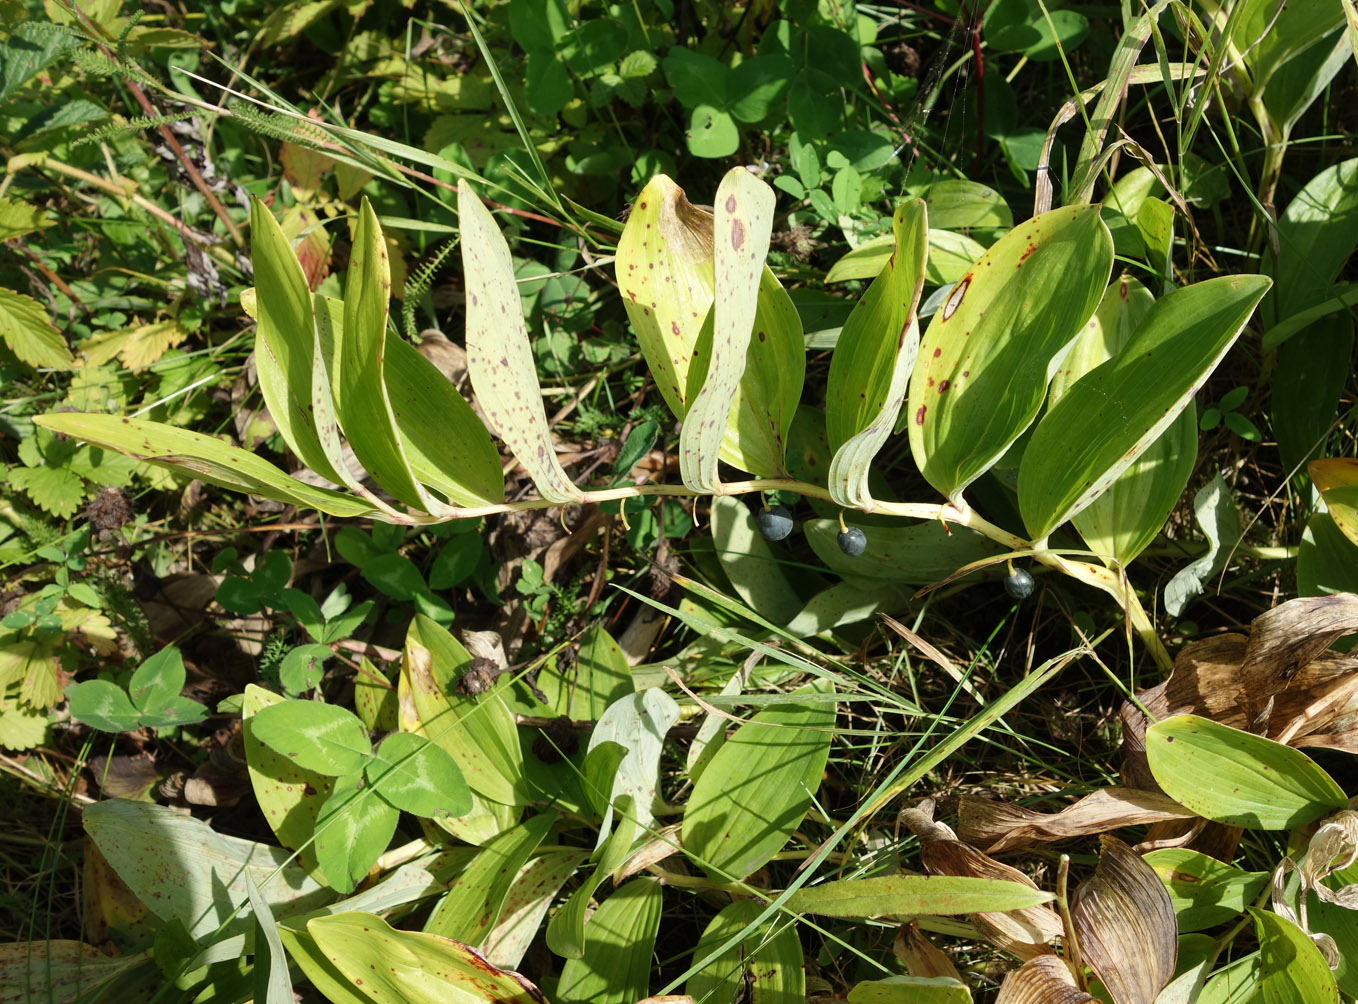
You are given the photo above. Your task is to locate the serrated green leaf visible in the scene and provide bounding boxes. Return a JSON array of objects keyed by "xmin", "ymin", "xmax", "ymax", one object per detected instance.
[
  {"xmin": 7, "ymin": 463, "xmax": 85, "ymax": 518},
  {"xmin": 250, "ymin": 701, "xmax": 372, "ymax": 777},
  {"xmin": 826, "ymin": 199, "xmax": 928, "ymax": 508},
  {"xmin": 907, "ymin": 205, "xmax": 1113, "ymax": 504},
  {"xmin": 682, "ymin": 686, "xmax": 833, "ymax": 880},
  {"xmin": 784, "ymin": 874, "xmax": 1053, "ymax": 916},
  {"xmin": 1019, "ymin": 275, "xmax": 1270, "ymax": 540},
  {"xmin": 0, "ymin": 197, "xmax": 51, "ymax": 240},
  {"xmin": 680, "ymin": 168, "xmax": 777, "ymax": 491},
  {"xmin": 1146, "ymin": 715, "xmax": 1347, "ymax": 829},
  {"xmin": 33, "ymin": 412, "xmax": 382, "ymax": 518},
  {"xmin": 458, "ymin": 180, "xmax": 582, "ymax": 503}
]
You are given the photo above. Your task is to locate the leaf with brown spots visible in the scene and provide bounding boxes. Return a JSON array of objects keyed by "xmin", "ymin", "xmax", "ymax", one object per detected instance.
[
  {"xmin": 1019, "ymin": 274, "xmax": 1270, "ymax": 541},
  {"xmin": 458, "ymin": 180, "xmax": 583, "ymax": 503},
  {"xmin": 32, "ymin": 412, "xmax": 381, "ymax": 518},
  {"xmin": 615, "ymin": 174, "xmax": 803, "ymax": 480},
  {"xmin": 306, "ymin": 911, "xmax": 550, "ymax": 1004},
  {"xmin": 680, "ymin": 168, "xmax": 778, "ymax": 491},
  {"xmin": 907, "ymin": 205, "xmax": 1113, "ymax": 506},
  {"xmin": 826, "ymin": 198, "xmax": 928, "ymax": 508}
]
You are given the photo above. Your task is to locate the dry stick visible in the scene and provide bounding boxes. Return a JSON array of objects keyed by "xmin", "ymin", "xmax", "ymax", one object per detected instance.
[
  {"xmin": 7, "ymin": 241, "xmax": 93, "ymax": 317},
  {"xmin": 72, "ymin": 7, "xmax": 244, "ymax": 246}
]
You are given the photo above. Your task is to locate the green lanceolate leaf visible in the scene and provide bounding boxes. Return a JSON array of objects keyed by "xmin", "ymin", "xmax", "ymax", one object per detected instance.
[
  {"xmin": 314, "ymin": 295, "xmax": 504, "ymax": 508},
  {"xmin": 423, "ymin": 810, "xmax": 556, "ymax": 945},
  {"xmin": 248, "ymin": 196, "xmax": 346, "ymax": 486},
  {"xmin": 457, "ymin": 180, "xmax": 582, "ymax": 503},
  {"xmin": 826, "ymin": 199, "xmax": 928, "ymax": 508},
  {"xmin": 557, "ymin": 878, "xmax": 663, "ymax": 1004},
  {"xmin": 243, "ymin": 685, "xmax": 334, "ymax": 870},
  {"xmin": 32, "ymin": 412, "xmax": 382, "ymax": 518},
  {"xmin": 1248, "ymin": 908, "xmax": 1340, "ymax": 1003},
  {"xmin": 1143, "ymin": 849, "xmax": 1268, "ymax": 932},
  {"xmin": 615, "ymin": 174, "xmax": 804, "ymax": 478},
  {"xmin": 711, "ymin": 495, "xmax": 804, "ymax": 626},
  {"xmin": 83, "ymin": 800, "xmax": 329, "ymax": 943},
  {"xmin": 784, "ymin": 874, "xmax": 1053, "ymax": 916},
  {"xmin": 1050, "ymin": 275, "xmax": 1197, "ymax": 565},
  {"xmin": 847, "ymin": 977, "xmax": 972, "ymax": 1003},
  {"xmin": 825, "ymin": 228, "xmax": 984, "ymax": 286},
  {"xmin": 334, "ymin": 198, "xmax": 444, "ymax": 513},
  {"xmin": 803, "ymin": 518, "xmax": 1005, "ymax": 586},
  {"xmin": 547, "ymin": 796, "xmax": 637, "ymax": 960},
  {"xmin": 907, "ymin": 205, "xmax": 1113, "ymax": 505},
  {"xmin": 400, "ymin": 615, "xmax": 526, "ymax": 810},
  {"xmin": 680, "ymin": 167, "xmax": 777, "ymax": 491},
  {"xmin": 306, "ymin": 911, "xmax": 551, "ymax": 1003},
  {"xmin": 682, "ymin": 684, "xmax": 834, "ymax": 880},
  {"xmin": 586, "ymin": 688, "xmax": 681, "ymax": 836},
  {"xmin": 1145, "ymin": 715, "xmax": 1347, "ymax": 829},
  {"xmin": 685, "ymin": 899, "xmax": 805, "ymax": 1004},
  {"xmin": 1018, "ymin": 275, "xmax": 1270, "ymax": 541}
]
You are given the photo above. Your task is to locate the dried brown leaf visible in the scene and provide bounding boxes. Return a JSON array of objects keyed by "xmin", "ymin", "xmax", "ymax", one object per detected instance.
[
  {"xmin": 893, "ymin": 922, "xmax": 963, "ymax": 981},
  {"xmin": 1069, "ymin": 836, "xmax": 1176, "ymax": 1004},
  {"xmin": 958, "ymin": 789, "xmax": 1194, "ymax": 853},
  {"xmin": 922, "ymin": 839, "xmax": 1063, "ymax": 959},
  {"xmin": 994, "ymin": 955, "xmax": 1094, "ymax": 1004}
]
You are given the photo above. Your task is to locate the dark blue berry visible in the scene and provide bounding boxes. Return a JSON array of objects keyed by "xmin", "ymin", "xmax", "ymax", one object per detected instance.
[
  {"xmin": 837, "ymin": 526, "xmax": 867, "ymax": 556},
  {"xmin": 757, "ymin": 504, "xmax": 794, "ymax": 541},
  {"xmin": 1004, "ymin": 568, "xmax": 1035, "ymax": 600}
]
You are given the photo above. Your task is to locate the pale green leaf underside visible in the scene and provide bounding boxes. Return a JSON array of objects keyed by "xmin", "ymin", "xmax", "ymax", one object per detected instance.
[
  {"xmin": 680, "ymin": 167, "xmax": 777, "ymax": 491},
  {"xmin": 458, "ymin": 180, "xmax": 582, "ymax": 503}
]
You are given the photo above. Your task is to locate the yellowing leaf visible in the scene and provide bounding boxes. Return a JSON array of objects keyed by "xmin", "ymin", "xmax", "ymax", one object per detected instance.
[
  {"xmin": 83, "ymin": 319, "xmax": 187, "ymax": 369},
  {"xmin": 0, "ymin": 285, "xmax": 74, "ymax": 369},
  {"xmin": 0, "ymin": 197, "xmax": 51, "ymax": 240}
]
